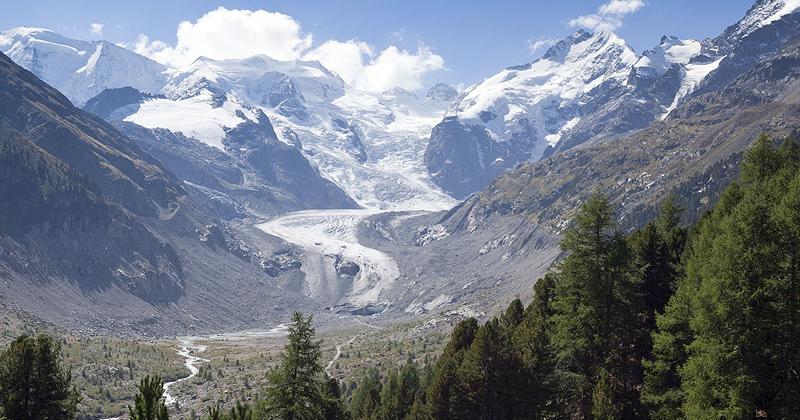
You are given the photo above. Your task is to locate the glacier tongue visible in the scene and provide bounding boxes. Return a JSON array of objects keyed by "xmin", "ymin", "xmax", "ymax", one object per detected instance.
[{"xmin": 258, "ymin": 209, "xmax": 400, "ymax": 307}]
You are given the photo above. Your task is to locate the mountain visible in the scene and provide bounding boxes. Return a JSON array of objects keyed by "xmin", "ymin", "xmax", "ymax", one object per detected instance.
[
  {"xmin": 85, "ymin": 86, "xmax": 358, "ymax": 216},
  {"xmin": 0, "ymin": 27, "xmax": 460, "ymax": 212},
  {"xmin": 0, "ymin": 51, "xmax": 325, "ymax": 335},
  {"xmin": 0, "ymin": 49, "xmax": 185, "ymax": 304},
  {"xmin": 0, "ymin": 27, "xmax": 166, "ymax": 106},
  {"xmin": 77, "ymin": 52, "xmax": 457, "ymax": 211},
  {"xmin": 425, "ymin": 0, "xmax": 800, "ymax": 198},
  {"xmin": 363, "ymin": 13, "xmax": 800, "ymax": 320},
  {"xmin": 424, "ymin": 30, "xmax": 638, "ymax": 198}
]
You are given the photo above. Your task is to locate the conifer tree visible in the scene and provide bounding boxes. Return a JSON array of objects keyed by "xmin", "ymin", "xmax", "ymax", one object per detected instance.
[
  {"xmin": 425, "ymin": 318, "xmax": 478, "ymax": 419},
  {"xmin": 549, "ymin": 194, "xmax": 644, "ymax": 418},
  {"xmin": 513, "ymin": 273, "xmax": 557, "ymax": 416},
  {"xmin": 206, "ymin": 405, "xmax": 222, "ymax": 420},
  {"xmin": 229, "ymin": 401, "xmax": 253, "ymax": 420},
  {"xmin": 591, "ymin": 368, "xmax": 619, "ymax": 420},
  {"xmin": 349, "ymin": 368, "xmax": 382, "ymax": 419},
  {"xmin": 263, "ymin": 312, "xmax": 325, "ymax": 420},
  {"xmin": 629, "ymin": 196, "xmax": 686, "ymax": 331},
  {"xmin": 452, "ymin": 316, "xmax": 525, "ymax": 419},
  {"xmin": 321, "ymin": 376, "xmax": 350, "ymax": 420},
  {"xmin": 128, "ymin": 375, "xmax": 169, "ymax": 420},
  {"xmin": 0, "ymin": 334, "xmax": 80, "ymax": 419},
  {"xmin": 680, "ymin": 136, "xmax": 800, "ymax": 418}
]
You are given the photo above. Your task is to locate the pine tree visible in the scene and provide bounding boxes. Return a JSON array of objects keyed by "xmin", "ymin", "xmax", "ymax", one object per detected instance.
[
  {"xmin": 549, "ymin": 194, "xmax": 644, "ymax": 418},
  {"xmin": 321, "ymin": 376, "xmax": 349, "ymax": 420},
  {"xmin": 128, "ymin": 375, "xmax": 169, "ymax": 420},
  {"xmin": 513, "ymin": 273, "xmax": 557, "ymax": 417},
  {"xmin": 452, "ymin": 316, "xmax": 526, "ymax": 419},
  {"xmin": 263, "ymin": 312, "xmax": 325, "ymax": 419},
  {"xmin": 425, "ymin": 318, "xmax": 478, "ymax": 419},
  {"xmin": 0, "ymin": 334, "xmax": 80, "ymax": 419},
  {"xmin": 229, "ymin": 401, "xmax": 253, "ymax": 420},
  {"xmin": 378, "ymin": 369, "xmax": 402, "ymax": 420},
  {"xmin": 629, "ymin": 196, "xmax": 686, "ymax": 331},
  {"xmin": 377, "ymin": 363, "xmax": 419, "ymax": 420},
  {"xmin": 206, "ymin": 405, "xmax": 223, "ymax": 420},
  {"xmin": 591, "ymin": 368, "xmax": 619, "ymax": 420},
  {"xmin": 348, "ymin": 368, "xmax": 382, "ymax": 419},
  {"xmin": 680, "ymin": 136, "xmax": 800, "ymax": 418}
]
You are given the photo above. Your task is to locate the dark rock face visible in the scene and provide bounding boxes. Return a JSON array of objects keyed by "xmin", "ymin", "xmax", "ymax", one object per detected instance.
[
  {"xmin": 0, "ymin": 54, "xmax": 184, "ymax": 219},
  {"xmin": 695, "ymin": 12, "xmax": 800, "ymax": 96},
  {"xmin": 82, "ymin": 87, "xmax": 164, "ymax": 120},
  {"xmin": 225, "ymin": 110, "xmax": 358, "ymax": 210},
  {"xmin": 424, "ymin": 117, "xmax": 532, "ymax": 198},
  {"xmin": 334, "ymin": 257, "xmax": 360, "ymax": 277},
  {"xmin": 332, "ymin": 117, "xmax": 368, "ymax": 163},
  {"xmin": 250, "ymin": 72, "xmax": 310, "ymax": 120},
  {"xmin": 260, "ymin": 249, "xmax": 302, "ymax": 277}
]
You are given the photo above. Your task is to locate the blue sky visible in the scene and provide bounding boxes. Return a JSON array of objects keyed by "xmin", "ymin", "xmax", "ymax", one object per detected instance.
[{"xmin": 2, "ymin": 0, "xmax": 756, "ymax": 89}]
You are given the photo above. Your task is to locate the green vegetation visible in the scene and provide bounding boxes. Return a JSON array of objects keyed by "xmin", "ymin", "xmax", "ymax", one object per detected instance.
[
  {"xmin": 129, "ymin": 375, "xmax": 169, "ymax": 420},
  {"xmin": 0, "ymin": 334, "xmax": 80, "ymax": 419},
  {"xmin": 65, "ymin": 337, "xmax": 184, "ymax": 417},
  {"xmin": 347, "ymin": 134, "xmax": 800, "ymax": 419},
  {"xmin": 3, "ymin": 134, "xmax": 798, "ymax": 419},
  {"xmin": 644, "ymin": 134, "xmax": 800, "ymax": 418},
  {"xmin": 261, "ymin": 312, "xmax": 348, "ymax": 419}
]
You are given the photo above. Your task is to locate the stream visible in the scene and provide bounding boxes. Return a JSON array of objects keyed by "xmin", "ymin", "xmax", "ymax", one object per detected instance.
[{"xmin": 163, "ymin": 337, "xmax": 209, "ymax": 406}]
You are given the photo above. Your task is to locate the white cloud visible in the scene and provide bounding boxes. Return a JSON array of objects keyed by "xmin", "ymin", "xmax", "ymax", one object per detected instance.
[
  {"xmin": 131, "ymin": 7, "xmax": 444, "ymax": 92},
  {"xmin": 528, "ymin": 38, "xmax": 557, "ymax": 55},
  {"xmin": 598, "ymin": 0, "xmax": 644, "ymax": 15},
  {"xmin": 132, "ymin": 7, "xmax": 312, "ymax": 68},
  {"xmin": 570, "ymin": 0, "xmax": 644, "ymax": 32},
  {"xmin": 90, "ymin": 23, "xmax": 104, "ymax": 36},
  {"xmin": 303, "ymin": 40, "xmax": 444, "ymax": 92}
]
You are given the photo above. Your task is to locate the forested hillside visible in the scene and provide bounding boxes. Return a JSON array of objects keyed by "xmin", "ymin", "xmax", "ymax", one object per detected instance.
[{"xmin": 346, "ymin": 134, "xmax": 800, "ymax": 419}]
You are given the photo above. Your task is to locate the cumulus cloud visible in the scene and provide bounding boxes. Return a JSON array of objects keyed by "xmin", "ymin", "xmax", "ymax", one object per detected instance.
[
  {"xmin": 599, "ymin": 0, "xmax": 645, "ymax": 15},
  {"xmin": 570, "ymin": 0, "xmax": 644, "ymax": 32},
  {"xmin": 303, "ymin": 40, "xmax": 444, "ymax": 92},
  {"xmin": 133, "ymin": 7, "xmax": 312, "ymax": 68},
  {"xmin": 90, "ymin": 23, "xmax": 104, "ymax": 36},
  {"xmin": 528, "ymin": 38, "xmax": 557, "ymax": 55},
  {"xmin": 131, "ymin": 7, "xmax": 444, "ymax": 92}
]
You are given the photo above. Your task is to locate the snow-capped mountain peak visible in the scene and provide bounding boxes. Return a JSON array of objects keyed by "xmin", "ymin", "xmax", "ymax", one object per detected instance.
[
  {"xmin": 0, "ymin": 26, "xmax": 166, "ymax": 106},
  {"xmin": 446, "ymin": 30, "xmax": 637, "ymax": 146},
  {"xmin": 729, "ymin": 0, "xmax": 800, "ymax": 42},
  {"xmin": 634, "ymin": 36, "xmax": 702, "ymax": 78},
  {"xmin": 540, "ymin": 29, "xmax": 593, "ymax": 63},
  {"xmin": 425, "ymin": 83, "xmax": 458, "ymax": 102},
  {"xmin": 164, "ymin": 54, "xmax": 345, "ymax": 106}
]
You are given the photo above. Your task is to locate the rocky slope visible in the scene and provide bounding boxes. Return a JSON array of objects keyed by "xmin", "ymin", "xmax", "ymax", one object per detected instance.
[
  {"xmin": 0, "ymin": 51, "xmax": 326, "ymax": 335},
  {"xmin": 358, "ymin": 12, "xmax": 800, "ymax": 321}
]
